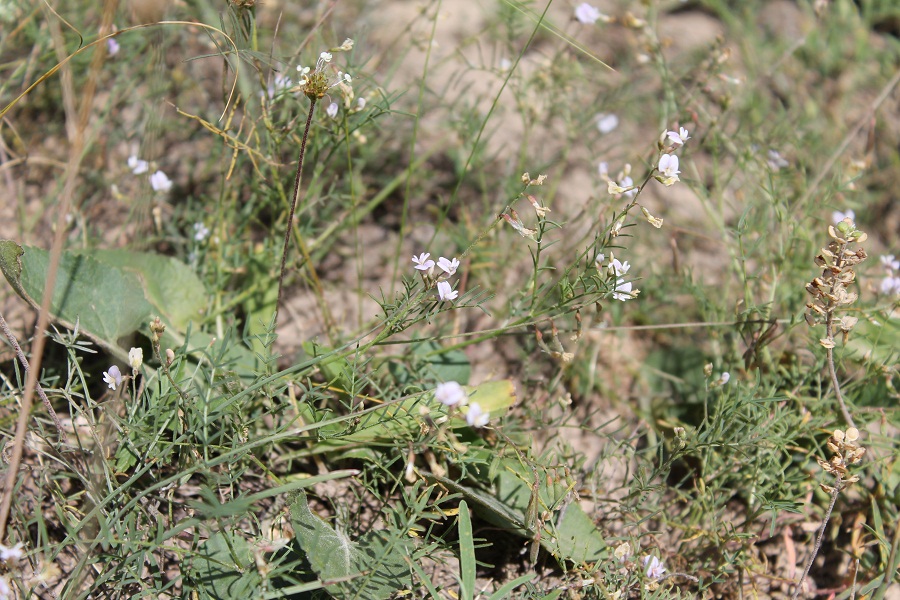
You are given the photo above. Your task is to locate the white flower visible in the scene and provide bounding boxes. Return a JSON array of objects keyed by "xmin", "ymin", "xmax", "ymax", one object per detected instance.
[
  {"xmin": 107, "ymin": 37, "xmax": 120, "ymax": 56},
  {"xmin": 193, "ymin": 222, "xmax": 210, "ymax": 241},
  {"xmin": 326, "ymin": 102, "xmax": 339, "ymax": 118},
  {"xmin": 412, "ymin": 252, "xmax": 435, "ymax": 272},
  {"xmin": 612, "ymin": 279, "xmax": 633, "ymax": 301},
  {"xmin": 598, "ymin": 161, "xmax": 609, "ymax": 180},
  {"xmin": 642, "ymin": 555, "xmax": 666, "ymax": 580},
  {"xmin": 766, "ymin": 149, "xmax": 789, "ymax": 171},
  {"xmin": 658, "ymin": 154, "xmax": 680, "ymax": 185},
  {"xmin": 102, "ymin": 365, "xmax": 122, "ymax": 390},
  {"xmin": 832, "ymin": 209, "xmax": 855, "ymax": 226},
  {"xmin": 880, "ymin": 276, "xmax": 900, "ymax": 296},
  {"xmin": 620, "ymin": 176, "xmax": 636, "ymax": 199},
  {"xmin": 435, "ymin": 381, "xmax": 466, "ymax": 406},
  {"xmin": 150, "ymin": 170, "xmax": 172, "ymax": 193},
  {"xmin": 466, "ymin": 402, "xmax": 489, "ymax": 428},
  {"xmin": 295, "ymin": 48, "xmax": 352, "ymax": 98},
  {"xmin": 437, "ymin": 280, "xmax": 458, "ymax": 301},
  {"xmin": 128, "ymin": 347, "xmax": 143, "ymax": 371},
  {"xmin": 595, "ymin": 113, "xmax": 619, "ymax": 134},
  {"xmin": 719, "ymin": 372, "xmax": 730, "ymax": 385},
  {"xmin": 437, "ymin": 256, "xmax": 460, "ymax": 276},
  {"xmin": 0, "ymin": 543, "xmax": 23, "ymax": 561},
  {"xmin": 356, "ymin": 97, "xmax": 367, "ymax": 111},
  {"xmin": 665, "ymin": 127, "xmax": 690, "ymax": 146},
  {"xmin": 0, "ymin": 576, "xmax": 10, "ymax": 597},
  {"xmin": 499, "ymin": 58, "xmax": 512, "ymax": 71},
  {"xmin": 127, "ymin": 155, "xmax": 149, "ymax": 175},
  {"xmin": 609, "ymin": 258, "xmax": 630, "ymax": 277},
  {"xmin": 319, "ymin": 51, "xmax": 333, "ymax": 63},
  {"xmin": 574, "ymin": 2, "xmax": 602, "ymax": 24},
  {"xmin": 880, "ymin": 254, "xmax": 899, "ymax": 272}
]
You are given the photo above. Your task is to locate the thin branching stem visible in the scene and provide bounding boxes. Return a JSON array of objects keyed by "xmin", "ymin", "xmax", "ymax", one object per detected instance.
[
  {"xmin": 0, "ymin": 313, "xmax": 64, "ymax": 436},
  {"xmin": 275, "ymin": 97, "xmax": 317, "ymax": 327},
  {"xmin": 792, "ymin": 475, "xmax": 842, "ymax": 600}
]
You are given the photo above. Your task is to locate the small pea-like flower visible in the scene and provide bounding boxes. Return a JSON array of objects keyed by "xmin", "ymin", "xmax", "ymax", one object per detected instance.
[
  {"xmin": 466, "ymin": 402, "xmax": 489, "ymax": 428},
  {"xmin": 326, "ymin": 102, "xmax": 339, "ymax": 118},
  {"xmin": 609, "ymin": 258, "xmax": 630, "ymax": 277},
  {"xmin": 103, "ymin": 365, "xmax": 123, "ymax": 390},
  {"xmin": 435, "ymin": 381, "xmax": 466, "ymax": 406},
  {"xmin": 642, "ymin": 555, "xmax": 666, "ymax": 580},
  {"xmin": 574, "ymin": 2, "xmax": 602, "ymax": 24},
  {"xmin": 0, "ymin": 543, "xmax": 23, "ymax": 561},
  {"xmin": 128, "ymin": 155, "xmax": 149, "ymax": 175},
  {"xmin": 880, "ymin": 275, "xmax": 900, "ymax": 296},
  {"xmin": 501, "ymin": 209, "xmax": 537, "ymax": 238},
  {"xmin": 150, "ymin": 170, "xmax": 173, "ymax": 193},
  {"xmin": 107, "ymin": 37, "xmax": 120, "ymax": 56},
  {"xmin": 437, "ymin": 256, "xmax": 460, "ymax": 276},
  {"xmin": 437, "ymin": 280, "xmax": 458, "ymax": 301},
  {"xmin": 767, "ymin": 149, "xmax": 789, "ymax": 171},
  {"xmin": 412, "ymin": 252, "xmax": 435, "ymax": 272},
  {"xmin": 620, "ymin": 176, "xmax": 636, "ymax": 199},
  {"xmin": 657, "ymin": 154, "xmax": 680, "ymax": 186},
  {"xmin": 128, "ymin": 347, "xmax": 143, "ymax": 371},
  {"xmin": 595, "ymin": 113, "xmax": 619, "ymax": 134},
  {"xmin": 665, "ymin": 127, "xmax": 690, "ymax": 146},
  {"xmin": 612, "ymin": 279, "xmax": 634, "ymax": 301},
  {"xmin": 832, "ymin": 209, "xmax": 855, "ymax": 226},
  {"xmin": 880, "ymin": 254, "xmax": 899, "ymax": 272},
  {"xmin": 614, "ymin": 542, "xmax": 632, "ymax": 562},
  {"xmin": 597, "ymin": 161, "xmax": 610, "ymax": 180},
  {"xmin": 193, "ymin": 222, "xmax": 210, "ymax": 241}
]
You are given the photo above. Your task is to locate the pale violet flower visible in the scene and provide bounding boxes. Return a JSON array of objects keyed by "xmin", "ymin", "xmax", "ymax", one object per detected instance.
[
  {"xmin": 107, "ymin": 37, "xmax": 120, "ymax": 56},
  {"xmin": 412, "ymin": 252, "xmax": 435, "ymax": 272},
  {"xmin": 466, "ymin": 402, "xmax": 489, "ymax": 428},
  {"xmin": 880, "ymin": 254, "xmax": 899, "ymax": 271},
  {"xmin": 102, "ymin": 365, "xmax": 123, "ymax": 390},
  {"xmin": 356, "ymin": 97, "xmax": 367, "ymax": 111},
  {"xmin": 598, "ymin": 161, "xmax": 609, "ymax": 180},
  {"xmin": 658, "ymin": 154, "xmax": 680, "ymax": 185},
  {"xmin": 620, "ymin": 176, "xmax": 637, "ymax": 199},
  {"xmin": 610, "ymin": 258, "xmax": 630, "ymax": 277},
  {"xmin": 266, "ymin": 71, "xmax": 292, "ymax": 99},
  {"xmin": 595, "ymin": 113, "xmax": 619, "ymax": 134},
  {"xmin": 435, "ymin": 381, "xmax": 466, "ymax": 407},
  {"xmin": 880, "ymin": 276, "xmax": 900, "ymax": 296},
  {"xmin": 498, "ymin": 58, "xmax": 512, "ymax": 71},
  {"xmin": 150, "ymin": 170, "xmax": 172, "ymax": 193},
  {"xmin": 719, "ymin": 372, "xmax": 730, "ymax": 385},
  {"xmin": 128, "ymin": 347, "xmax": 143, "ymax": 371},
  {"xmin": 594, "ymin": 253, "xmax": 605, "ymax": 269},
  {"xmin": 0, "ymin": 576, "xmax": 10, "ymax": 597},
  {"xmin": 437, "ymin": 256, "xmax": 460, "ymax": 276},
  {"xmin": 832, "ymin": 209, "xmax": 855, "ymax": 226},
  {"xmin": 127, "ymin": 155, "xmax": 149, "ymax": 175},
  {"xmin": 326, "ymin": 102, "xmax": 339, "ymax": 118},
  {"xmin": 0, "ymin": 543, "xmax": 23, "ymax": 561},
  {"xmin": 642, "ymin": 555, "xmax": 666, "ymax": 580},
  {"xmin": 767, "ymin": 149, "xmax": 789, "ymax": 171},
  {"xmin": 612, "ymin": 279, "xmax": 633, "ymax": 301},
  {"xmin": 574, "ymin": 2, "xmax": 602, "ymax": 24},
  {"xmin": 665, "ymin": 127, "xmax": 690, "ymax": 146},
  {"xmin": 437, "ymin": 280, "xmax": 458, "ymax": 301},
  {"xmin": 193, "ymin": 222, "xmax": 210, "ymax": 241}
]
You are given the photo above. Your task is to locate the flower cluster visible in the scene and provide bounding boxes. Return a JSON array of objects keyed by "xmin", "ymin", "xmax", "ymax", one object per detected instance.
[
  {"xmin": 878, "ymin": 253, "xmax": 900, "ymax": 296},
  {"xmin": 295, "ymin": 42, "xmax": 353, "ymax": 101},
  {"xmin": 817, "ymin": 427, "xmax": 866, "ymax": 492},
  {"xmin": 601, "ymin": 162, "xmax": 637, "ymax": 200},
  {"xmin": 804, "ymin": 217, "xmax": 867, "ymax": 346},
  {"xmin": 128, "ymin": 154, "xmax": 172, "ymax": 193},
  {"xmin": 595, "ymin": 253, "xmax": 639, "ymax": 302},
  {"xmin": 412, "ymin": 252, "xmax": 461, "ymax": 302},
  {"xmin": 102, "ymin": 347, "xmax": 143, "ymax": 391},
  {"xmin": 434, "ymin": 381, "xmax": 489, "ymax": 428},
  {"xmin": 655, "ymin": 126, "xmax": 690, "ymax": 187}
]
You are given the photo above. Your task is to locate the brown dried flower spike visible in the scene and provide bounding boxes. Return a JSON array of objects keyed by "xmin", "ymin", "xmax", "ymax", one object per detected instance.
[{"xmin": 816, "ymin": 427, "xmax": 866, "ymax": 492}]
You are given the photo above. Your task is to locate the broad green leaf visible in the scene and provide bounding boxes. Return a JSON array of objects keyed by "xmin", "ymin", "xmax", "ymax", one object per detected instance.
[
  {"xmin": 290, "ymin": 493, "xmax": 413, "ymax": 599},
  {"xmin": 74, "ymin": 248, "xmax": 207, "ymax": 331},
  {"xmin": 188, "ymin": 530, "xmax": 260, "ymax": 599},
  {"xmin": 0, "ymin": 240, "xmax": 153, "ymax": 357}
]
